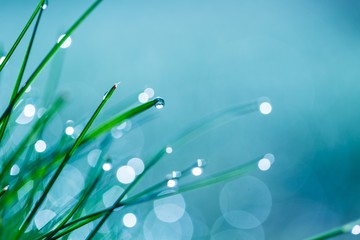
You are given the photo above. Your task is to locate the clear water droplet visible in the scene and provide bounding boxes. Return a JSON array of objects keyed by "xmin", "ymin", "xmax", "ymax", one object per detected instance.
[
  {"xmin": 197, "ymin": 159, "xmax": 206, "ymax": 167},
  {"xmin": 41, "ymin": 0, "xmax": 48, "ymax": 10},
  {"xmin": 0, "ymin": 56, "xmax": 5, "ymax": 66},
  {"xmin": 57, "ymin": 34, "xmax": 72, "ymax": 49},
  {"xmin": 154, "ymin": 97, "xmax": 165, "ymax": 109},
  {"xmin": 166, "ymin": 171, "xmax": 181, "ymax": 179},
  {"xmin": 65, "ymin": 120, "xmax": 75, "ymax": 136},
  {"xmin": 167, "ymin": 179, "xmax": 178, "ymax": 188}
]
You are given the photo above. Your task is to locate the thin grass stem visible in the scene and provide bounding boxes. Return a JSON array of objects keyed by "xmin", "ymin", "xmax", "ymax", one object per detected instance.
[
  {"xmin": 305, "ymin": 218, "xmax": 360, "ymax": 240},
  {"xmin": 0, "ymin": 7, "xmax": 44, "ymax": 143},
  {"xmin": 16, "ymin": 83, "xmax": 116, "ymax": 239},
  {"xmin": 0, "ymin": 0, "xmax": 44, "ymax": 72},
  {"xmin": 0, "ymin": 96, "xmax": 65, "ymax": 186},
  {"xmin": 87, "ymin": 101, "xmax": 259, "ymax": 238},
  {"xmin": 0, "ymin": 0, "xmax": 103, "ymax": 126}
]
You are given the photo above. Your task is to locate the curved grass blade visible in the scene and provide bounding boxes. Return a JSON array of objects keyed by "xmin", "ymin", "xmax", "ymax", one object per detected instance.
[
  {"xmin": 51, "ymin": 155, "xmax": 263, "ymax": 237},
  {"xmin": 83, "ymin": 97, "xmax": 164, "ymax": 142},
  {"xmin": 33, "ymin": 100, "xmax": 262, "ymax": 237},
  {"xmin": 0, "ymin": 96, "xmax": 65, "ymax": 187},
  {"xmin": 0, "ymin": 0, "xmax": 45, "ymax": 72},
  {"xmin": 305, "ymin": 218, "xmax": 360, "ymax": 240},
  {"xmin": 122, "ymin": 156, "xmax": 261, "ymax": 207},
  {"xmin": 16, "ymin": 83, "xmax": 117, "ymax": 238},
  {"xmin": 0, "ymin": 6, "xmax": 44, "ymax": 143},
  {"xmin": 41, "ymin": 137, "xmax": 113, "ymax": 240},
  {"xmin": 87, "ymin": 100, "xmax": 261, "ymax": 238},
  {"xmin": 0, "ymin": 0, "xmax": 103, "ymax": 126},
  {"xmin": 27, "ymin": 98, "xmax": 164, "ymax": 174}
]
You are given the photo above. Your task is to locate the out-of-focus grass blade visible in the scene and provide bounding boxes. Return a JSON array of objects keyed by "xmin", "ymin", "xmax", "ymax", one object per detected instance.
[
  {"xmin": 87, "ymin": 100, "xmax": 261, "ymax": 238},
  {"xmin": 122, "ymin": 156, "xmax": 261, "ymax": 206},
  {"xmin": 16, "ymin": 83, "xmax": 116, "ymax": 238},
  {"xmin": 305, "ymin": 218, "xmax": 360, "ymax": 240},
  {"xmin": 40, "ymin": 137, "xmax": 112, "ymax": 240},
  {"xmin": 49, "ymin": 155, "xmax": 263, "ymax": 237},
  {"xmin": 0, "ymin": 96, "xmax": 65, "ymax": 187}
]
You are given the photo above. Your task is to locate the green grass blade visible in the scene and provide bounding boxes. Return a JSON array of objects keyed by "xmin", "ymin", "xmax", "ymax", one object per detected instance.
[
  {"xmin": 122, "ymin": 156, "xmax": 261, "ymax": 206},
  {"xmin": 86, "ymin": 149, "xmax": 167, "ymax": 239},
  {"xmin": 0, "ymin": 0, "xmax": 103, "ymax": 125},
  {"xmin": 16, "ymin": 83, "xmax": 117, "ymax": 238},
  {"xmin": 0, "ymin": 185, "xmax": 9, "ymax": 199},
  {"xmin": 57, "ymin": 155, "xmax": 262, "ymax": 237},
  {"xmin": 83, "ymin": 98, "xmax": 163, "ymax": 142},
  {"xmin": 305, "ymin": 218, "xmax": 360, "ymax": 240},
  {"xmin": 87, "ymin": 100, "xmax": 260, "ymax": 238},
  {"xmin": 0, "ymin": 0, "xmax": 44, "ymax": 72},
  {"xmin": 41, "ymin": 138, "xmax": 112, "ymax": 239},
  {"xmin": 41, "ymin": 172, "xmax": 103, "ymax": 240},
  {"xmin": 0, "ymin": 96, "xmax": 65, "ymax": 187},
  {"xmin": 0, "ymin": 7, "xmax": 44, "ymax": 143}
]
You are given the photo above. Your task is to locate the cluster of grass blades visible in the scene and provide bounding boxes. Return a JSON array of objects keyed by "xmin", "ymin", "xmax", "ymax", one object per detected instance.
[{"xmin": 1, "ymin": 0, "xmax": 358, "ymax": 239}]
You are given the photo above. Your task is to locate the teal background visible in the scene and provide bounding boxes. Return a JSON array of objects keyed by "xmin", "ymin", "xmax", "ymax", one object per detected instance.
[{"xmin": 1, "ymin": 0, "xmax": 360, "ymax": 239}]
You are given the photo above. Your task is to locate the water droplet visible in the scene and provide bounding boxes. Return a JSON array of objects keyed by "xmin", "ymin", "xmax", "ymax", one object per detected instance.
[
  {"xmin": 166, "ymin": 146, "xmax": 173, "ymax": 154},
  {"xmin": 197, "ymin": 159, "xmax": 206, "ymax": 167},
  {"xmin": 166, "ymin": 171, "xmax": 181, "ymax": 179},
  {"xmin": 65, "ymin": 120, "xmax": 75, "ymax": 136},
  {"xmin": 57, "ymin": 34, "xmax": 72, "ymax": 49},
  {"xmin": 259, "ymin": 102, "xmax": 272, "ymax": 115},
  {"xmin": 102, "ymin": 163, "xmax": 112, "ymax": 171},
  {"xmin": 34, "ymin": 140, "xmax": 47, "ymax": 153},
  {"xmin": 24, "ymin": 104, "xmax": 36, "ymax": 117},
  {"xmin": 10, "ymin": 164, "xmax": 20, "ymax": 176},
  {"xmin": 123, "ymin": 213, "xmax": 137, "ymax": 228},
  {"xmin": 154, "ymin": 97, "xmax": 165, "ymax": 109},
  {"xmin": 258, "ymin": 158, "xmax": 271, "ymax": 171},
  {"xmin": 0, "ymin": 56, "xmax": 5, "ymax": 66},
  {"xmin": 352, "ymin": 225, "xmax": 360, "ymax": 235},
  {"xmin": 192, "ymin": 167, "xmax": 203, "ymax": 176},
  {"xmin": 41, "ymin": 0, "xmax": 48, "ymax": 10},
  {"xmin": 167, "ymin": 179, "xmax": 178, "ymax": 188}
]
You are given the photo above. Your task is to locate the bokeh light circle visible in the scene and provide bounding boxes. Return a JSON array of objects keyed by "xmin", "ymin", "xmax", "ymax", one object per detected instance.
[
  {"xmin": 154, "ymin": 191, "xmax": 186, "ymax": 223},
  {"xmin": 219, "ymin": 176, "xmax": 272, "ymax": 229}
]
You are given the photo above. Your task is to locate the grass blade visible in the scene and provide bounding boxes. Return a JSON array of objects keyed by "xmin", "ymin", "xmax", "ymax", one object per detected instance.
[
  {"xmin": 305, "ymin": 218, "xmax": 360, "ymax": 240},
  {"xmin": 87, "ymin": 100, "xmax": 260, "ymax": 238},
  {"xmin": 0, "ymin": 0, "xmax": 44, "ymax": 72},
  {"xmin": 83, "ymin": 97, "xmax": 164, "ymax": 142},
  {"xmin": 0, "ymin": 0, "xmax": 103, "ymax": 126},
  {"xmin": 0, "ymin": 6, "xmax": 44, "ymax": 143},
  {"xmin": 0, "ymin": 96, "xmax": 65, "ymax": 188},
  {"xmin": 16, "ymin": 83, "xmax": 117, "ymax": 238}
]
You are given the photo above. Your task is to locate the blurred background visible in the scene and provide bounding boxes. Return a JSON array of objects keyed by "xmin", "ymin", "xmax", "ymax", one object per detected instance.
[{"xmin": 1, "ymin": 0, "xmax": 360, "ymax": 239}]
